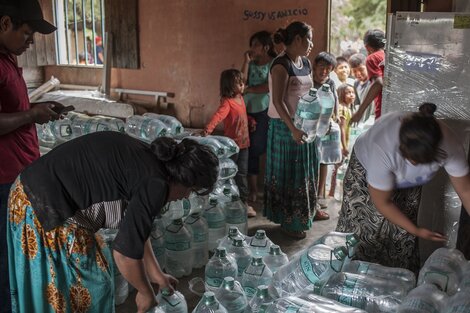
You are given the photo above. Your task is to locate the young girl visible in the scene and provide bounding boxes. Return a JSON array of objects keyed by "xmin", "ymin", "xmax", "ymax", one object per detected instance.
[
  {"xmin": 202, "ymin": 69, "xmax": 256, "ymax": 217},
  {"xmin": 241, "ymin": 31, "xmax": 277, "ymax": 206},
  {"xmin": 328, "ymin": 83, "xmax": 355, "ymax": 197}
]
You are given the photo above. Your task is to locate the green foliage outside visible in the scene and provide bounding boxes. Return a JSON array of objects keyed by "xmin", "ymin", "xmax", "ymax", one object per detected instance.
[
  {"xmin": 64, "ymin": 0, "xmax": 103, "ymax": 37},
  {"xmin": 330, "ymin": 0, "xmax": 386, "ymax": 57}
]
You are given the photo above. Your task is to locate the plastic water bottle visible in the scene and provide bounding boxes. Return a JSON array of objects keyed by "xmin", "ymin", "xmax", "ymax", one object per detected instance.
[
  {"xmin": 313, "ymin": 272, "xmax": 407, "ymax": 312},
  {"xmin": 147, "ymin": 306, "xmax": 165, "ymax": 313},
  {"xmin": 227, "ymin": 237, "xmax": 252, "ymax": 281},
  {"xmin": 218, "ymin": 158, "xmax": 238, "ymax": 180},
  {"xmin": 270, "ymin": 245, "xmax": 347, "ymax": 297},
  {"xmin": 417, "ymin": 248, "xmax": 466, "ymax": 295},
  {"xmin": 155, "ymin": 290, "xmax": 188, "ymax": 313},
  {"xmin": 296, "ymin": 290, "xmax": 369, "ymax": 313},
  {"xmin": 316, "ymin": 84, "xmax": 335, "ymax": 137},
  {"xmin": 343, "ymin": 260, "xmax": 416, "ymax": 292},
  {"xmin": 314, "ymin": 231, "xmax": 360, "ymax": 260},
  {"xmin": 164, "ymin": 219, "xmax": 193, "ymax": 278},
  {"xmin": 248, "ymin": 230, "xmax": 272, "ymax": 257},
  {"xmin": 70, "ymin": 114, "xmax": 111, "ymax": 138},
  {"xmin": 97, "ymin": 115, "xmax": 126, "ymax": 133},
  {"xmin": 49, "ymin": 118, "xmax": 74, "ymax": 142},
  {"xmin": 218, "ymin": 226, "xmax": 249, "ymax": 251},
  {"xmin": 187, "ymin": 136, "xmax": 226, "ymax": 158},
  {"xmin": 203, "ymin": 198, "xmax": 226, "ymax": 251},
  {"xmin": 185, "ymin": 213, "xmax": 209, "ymax": 269},
  {"xmin": 241, "ymin": 257, "xmax": 273, "ymax": 299},
  {"xmin": 151, "ymin": 218, "xmax": 167, "ymax": 270},
  {"xmin": 294, "ymin": 88, "xmax": 321, "ymax": 142},
  {"xmin": 211, "ymin": 135, "xmax": 240, "ymax": 158},
  {"xmin": 162, "ymin": 197, "xmax": 206, "ymax": 221},
  {"xmin": 334, "ymin": 161, "xmax": 348, "ymax": 201},
  {"xmin": 259, "ymin": 297, "xmax": 315, "ymax": 313},
  {"xmin": 247, "ymin": 286, "xmax": 274, "ymax": 313},
  {"xmin": 443, "ymin": 290, "xmax": 470, "ymax": 313},
  {"xmin": 193, "ymin": 291, "xmax": 228, "ymax": 313},
  {"xmin": 318, "ymin": 121, "xmax": 342, "ymax": 164},
  {"xmin": 223, "ymin": 195, "xmax": 248, "ymax": 235},
  {"xmin": 205, "ymin": 248, "xmax": 238, "ymax": 291},
  {"xmin": 144, "ymin": 113, "xmax": 184, "ymax": 135},
  {"xmin": 263, "ymin": 245, "xmax": 289, "ymax": 274},
  {"xmin": 348, "ymin": 126, "xmax": 362, "ymax": 152},
  {"xmin": 396, "ymin": 283, "xmax": 447, "ymax": 313},
  {"xmin": 125, "ymin": 115, "xmax": 169, "ymax": 143},
  {"xmin": 36, "ymin": 123, "xmax": 56, "ymax": 147},
  {"xmin": 215, "ymin": 277, "xmax": 248, "ymax": 313}
]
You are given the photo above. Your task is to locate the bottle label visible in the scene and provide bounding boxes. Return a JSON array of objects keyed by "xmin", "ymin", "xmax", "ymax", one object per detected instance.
[
  {"xmin": 165, "ymin": 241, "xmax": 191, "ymax": 251},
  {"xmin": 163, "ymin": 295, "xmax": 181, "ymax": 307},
  {"xmin": 244, "ymin": 286, "xmax": 256, "ymax": 298},
  {"xmin": 206, "ymin": 276, "xmax": 223, "ymax": 288},
  {"xmin": 337, "ymin": 276, "xmax": 365, "ymax": 308},
  {"xmin": 298, "ymin": 111, "xmax": 319, "ymax": 120},
  {"xmin": 286, "ymin": 306, "xmax": 300, "ymax": 313},
  {"xmin": 300, "ymin": 252, "xmax": 320, "ymax": 284},
  {"xmin": 356, "ymin": 262, "xmax": 370, "ymax": 274},
  {"xmin": 250, "ymin": 239, "xmax": 268, "ymax": 248},
  {"xmin": 244, "ymin": 264, "xmax": 266, "ymax": 277},
  {"xmin": 59, "ymin": 125, "xmax": 72, "ymax": 137},
  {"xmin": 207, "ymin": 219, "xmax": 225, "ymax": 229},
  {"xmin": 193, "ymin": 232, "xmax": 208, "ymax": 243},
  {"xmin": 224, "ymin": 298, "xmax": 247, "ymax": 312},
  {"xmin": 226, "ymin": 211, "xmax": 247, "ymax": 224}
]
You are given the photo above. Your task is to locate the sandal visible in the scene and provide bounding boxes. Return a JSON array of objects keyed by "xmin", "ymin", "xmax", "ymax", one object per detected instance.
[
  {"xmin": 247, "ymin": 205, "xmax": 257, "ymax": 218},
  {"xmin": 314, "ymin": 210, "xmax": 330, "ymax": 221},
  {"xmin": 281, "ymin": 228, "xmax": 307, "ymax": 239}
]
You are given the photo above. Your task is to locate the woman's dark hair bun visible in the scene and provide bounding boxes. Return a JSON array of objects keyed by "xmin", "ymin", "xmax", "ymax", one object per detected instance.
[
  {"xmin": 419, "ymin": 102, "xmax": 437, "ymax": 117},
  {"xmin": 273, "ymin": 28, "xmax": 287, "ymax": 44},
  {"xmin": 150, "ymin": 137, "xmax": 178, "ymax": 162}
]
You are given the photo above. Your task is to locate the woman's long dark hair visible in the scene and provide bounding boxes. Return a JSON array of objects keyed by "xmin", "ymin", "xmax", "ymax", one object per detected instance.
[
  {"xmin": 399, "ymin": 102, "xmax": 446, "ymax": 164},
  {"xmin": 273, "ymin": 21, "xmax": 312, "ymax": 46},
  {"xmin": 150, "ymin": 137, "xmax": 218, "ymax": 195}
]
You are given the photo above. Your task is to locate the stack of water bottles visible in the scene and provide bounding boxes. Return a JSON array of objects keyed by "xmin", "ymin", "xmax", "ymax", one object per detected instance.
[
  {"xmin": 37, "ymin": 111, "xmax": 127, "ymax": 148},
  {"xmin": 264, "ymin": 231, "xmax": 422, "ymax": 312},
  {"xmin": 191, "ymin": 228, "xmax": 287, "ymax": 313},
  {"xmin": 395, "ymin": 247, "xmax": 470, "ymax": 313},
  {"xmin": 125, "ymin": 113, "xmax": 184, "ymax": 143}
]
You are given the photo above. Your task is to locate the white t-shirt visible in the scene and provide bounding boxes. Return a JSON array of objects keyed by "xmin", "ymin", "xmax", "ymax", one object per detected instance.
[{"xmin": 354, "ymin": 112, "xmax": 469, "ymax": 190}]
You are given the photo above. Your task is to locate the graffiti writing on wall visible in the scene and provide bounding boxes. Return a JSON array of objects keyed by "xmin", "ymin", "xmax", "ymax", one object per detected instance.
[{"xmin": 243, "ymin": 8, "xmax": 309, "ymax": 21}]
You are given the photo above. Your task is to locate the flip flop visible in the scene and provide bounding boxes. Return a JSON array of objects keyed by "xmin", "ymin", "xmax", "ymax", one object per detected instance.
[{"xmin": 314, "ymin": 210, "xmax": 330, "ymax": 221}]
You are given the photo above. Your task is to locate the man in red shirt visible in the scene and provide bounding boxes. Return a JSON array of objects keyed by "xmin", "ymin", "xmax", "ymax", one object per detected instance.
[
  {"xmin": 350, "ymin": 29, "xmax": 386, "ymax": 123},
  {"xmin": 0, "ymin": 1, "xmax": 61, "ymax": 311}
]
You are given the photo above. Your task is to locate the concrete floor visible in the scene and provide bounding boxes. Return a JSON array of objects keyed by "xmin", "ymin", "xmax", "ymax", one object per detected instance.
[{"xmin": 116, "ymin": 197, "xmax": 341, "ymax": 312}]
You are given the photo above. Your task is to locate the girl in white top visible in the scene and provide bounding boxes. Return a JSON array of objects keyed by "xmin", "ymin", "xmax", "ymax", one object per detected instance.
[{"xmin": 336, "ymin": 103, "xmax": 470, "ymax": 272}]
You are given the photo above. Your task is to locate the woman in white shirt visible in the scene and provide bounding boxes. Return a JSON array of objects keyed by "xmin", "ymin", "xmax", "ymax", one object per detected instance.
[{"xmin": 336, "ymin": 103, "xmax": 470, "ymax": 272}]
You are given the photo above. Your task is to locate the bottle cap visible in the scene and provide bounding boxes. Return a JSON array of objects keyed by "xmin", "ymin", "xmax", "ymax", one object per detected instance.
[
  {"xmin": 228, "ymin": 226, "xmax": 239, "ymax": 237},
  {"xmin": 231, "ymin": 194, "xmax": 240, "ymax": 201},
  {"xmin": 161, "ymin": 288, "xmax": 171, "ymax": 296},
  {"xmin": 269, "ymin": 245, "xmax": 281, "ymax": 255},
  {"xmin": 252, "ymin": 256, "xmax": 263, "ymax": 265},
  {"xmin": 256, "ymin": 285, "xmax": 269, "ymax": 298},
  {"xmin": 172, "ymin": 218, "xmax": 183, "ymax": 225},
  {"xmin": 308, "ymin": 87, "xmax": 318, "ymax": 96},
  {"xmin": 255, "ymin": 230, "xmax": 266, "ymax": 239},
  {"xmin": 321, "ymin": 84, "xmax": 331, "ymax": 92},
  {"xmin": 346, "ymin": 234, "xmax": 360, "ymax": 247},
  {"xmin": 215, "ymin": 248, "xmax": 227, "ymax": 258},
  {"xmin": 203, "ymin": 291, "xmax": 216, "ymax": 305},
  {"xmin": 333, "ymin": 246, "xmax": 348, "ymax": 261},
  {"xmin": 209, "ymin": 198, "xmax": 218, "ymax": 206},
  {"xmin": 232, "ymin": 237, "xmax": 245, "ymax": 247},
  {"xmin": 223, "ymin": 277, "xmax": 235, "ymax": 289}
]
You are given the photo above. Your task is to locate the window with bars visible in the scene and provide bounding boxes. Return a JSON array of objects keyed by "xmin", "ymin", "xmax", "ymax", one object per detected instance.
[{"xmin": 53, "ymin": 0, "xmax": 105, "ymax": 66}]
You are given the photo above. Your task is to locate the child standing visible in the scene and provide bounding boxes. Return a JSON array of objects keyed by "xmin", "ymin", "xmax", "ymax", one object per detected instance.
[
  {"xmin": 328, "ymin": 83, "xmax": 355, "ymax": 197},
  {"xmin": 241, "ymin": 31, "xmax": 277, "ymax": 206},
  {"xmin": 202, "ymin": 69, "xmax": 256, "ymax": 217},
  {"xmin": 349, "ymin": 53, "xmax": 372, "ymax": 122}
]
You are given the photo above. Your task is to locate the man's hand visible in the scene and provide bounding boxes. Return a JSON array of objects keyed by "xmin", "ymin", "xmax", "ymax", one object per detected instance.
[
  {"xmin": 415, "ymin": 227, "xmax": 447, "ymax": 242},
  {"xmin": 149, "ymin": 272, "xmax": 178, "ymax": 295},
  {"xmin": 30, "ymin": 102, "xmax": 59, "ymax": 124}
]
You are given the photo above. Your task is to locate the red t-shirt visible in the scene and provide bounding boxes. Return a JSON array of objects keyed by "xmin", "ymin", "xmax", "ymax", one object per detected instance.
[
  {"xmin": 204, "ymin": 97, "xmax": 250, "ymax": 149},
  {"xmin": 366, "ymin": 50, "xmax": 385, "ymax": 118},
  {"xmin": 0, "ymin": 53, "xmax": 39, "ymax": 184}
]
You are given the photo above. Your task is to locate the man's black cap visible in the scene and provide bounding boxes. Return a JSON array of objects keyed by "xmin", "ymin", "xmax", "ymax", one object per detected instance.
[{"xmin": 0, "ymin": 0, "xmax": 57, "ymax": 34}]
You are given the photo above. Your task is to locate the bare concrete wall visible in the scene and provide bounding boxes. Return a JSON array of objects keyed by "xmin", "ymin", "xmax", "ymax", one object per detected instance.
[{"xmin": 44, "ymin": 0, "xmax": 328, "ymax": 127}]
